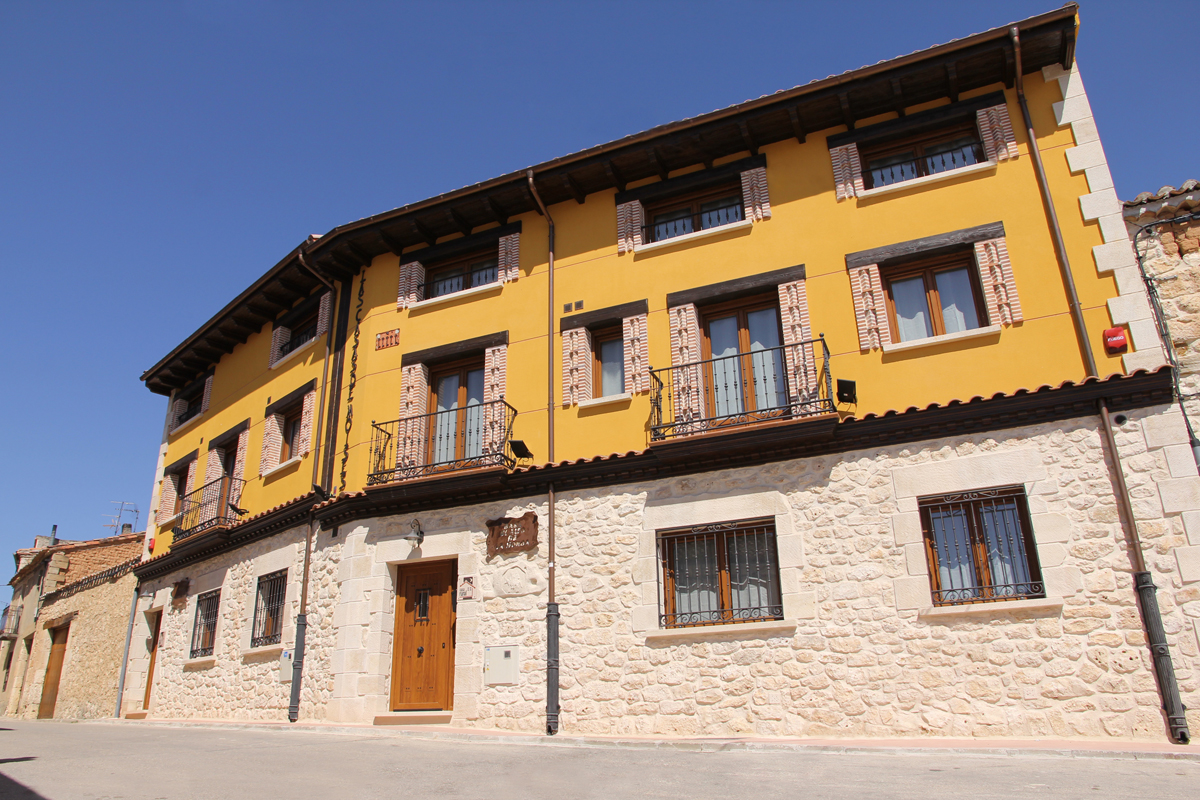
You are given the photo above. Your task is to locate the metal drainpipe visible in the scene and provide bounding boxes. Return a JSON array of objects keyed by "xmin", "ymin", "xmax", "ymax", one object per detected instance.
[
  {"xmin": 1133, "ymin": 211, "xmax": 1200, "ymax": 471},
  {"xmin": 1011, "ymin": 27, "xmax": 1190, "ymax": 744},
  {"xmin": 526, "ymin": 170, "xmax": 559, "ymax": 736},
  {"xmin": 113, "ymin": 583, "xmax": 140, "ymax": 718},
  {"xmin": 287, "ymin": 244, "xmax": 339, "ymax": 722}
]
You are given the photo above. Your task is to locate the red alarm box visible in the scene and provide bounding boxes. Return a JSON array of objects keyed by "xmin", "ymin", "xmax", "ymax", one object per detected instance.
[{"xmin": 1104, "ymin": 327, "xmax": 1128, "ymax": 354}]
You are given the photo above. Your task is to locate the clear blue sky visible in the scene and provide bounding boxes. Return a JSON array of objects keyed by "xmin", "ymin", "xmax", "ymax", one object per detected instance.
[{"xmin": 1, "ymin": 1, "xmax": 1195, "ymax": 582}]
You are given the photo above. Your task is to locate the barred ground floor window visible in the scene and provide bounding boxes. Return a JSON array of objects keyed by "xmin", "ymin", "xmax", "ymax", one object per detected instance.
[
  {"xmin": 252, "ymin": 570, "xmax": 287, "ymax": 647},
  {"xmin": 919, "ymin": 486, "xmax": 1044, "ymax": 606},
  {"xmin": 657, "ymin": 517, "xmax": 782, "ymax": 628},
  {"xmin": 190, "ymin": 590, "xmax": 220, "ymax": 658}
]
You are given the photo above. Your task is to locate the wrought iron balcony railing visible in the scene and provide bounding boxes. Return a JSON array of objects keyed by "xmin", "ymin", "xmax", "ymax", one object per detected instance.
[
  {"xmin": 368, "ymin": 399, "xmax": 517, "ymax": 486},
  {"xmin": 649, "ymin": 336, "xmax": 834, "ymax": 441},
  {"xmin": 0, "ymin": 605, "xmax": 19, "ymax": 639},
  {"xmin": 277, "ymin": 322, "xmax": 318, "ymax": 357},
  {"xmin": 172, "ymin": 475, "xmax": 247, "ymax": 541},
  {"xmin": 931, "ymin": 582, "xmax": 1046, "ymax": 607},
  {"xmin": 642, "ymin": 201, "xmax": 744, "ymax": 244}
]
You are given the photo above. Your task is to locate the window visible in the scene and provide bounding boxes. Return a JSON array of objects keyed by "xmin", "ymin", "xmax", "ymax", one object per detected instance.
[
  {"xmin": 173, "ymin": 376, "xmax": 210, "ymax": 429},
  {"xmin": 658, "ymin": 518, "xmax": 782, "ymax": 628},
  {"xmin": 424, "ymin": 253, "xmax": 499, "ymax": 300},
  {"xmin": 859, "ymin": 119, "xmax": 983, "ymax": 190},
  {"xmin": 883, "ymin": 250, "xmax": 986, "ymax": 344},
  {"xmin": 919, "ymin": 486, "xmax": 1044, "ymax": 606},
  {"xmin": 251, "ymin": 570, "xmax": 286, "ymax": 647},
  {"xmin": 270, "ymin": 292, "xmax": 331, "ymax": 368},
  {"xmin": 277, "ymin": 307, "xmax": 318, "ymax": 358},
  {"xmin": 592, "ymin": 327, "xmax": 625, "ymax": 398},
  {"xmin": 644, "ymin": 184, "xmax": 744, "ymax": 244},
  {"xmin": 279, "ymin": 405, "xmax": 304, "ymax": 463},
  {"xmin": 261, "ymin": 381, "xmax": 315, "ymax": 474},
  {"xmin": 700, "ymin": 296, "xmax": 787, "ymax": 422},
  {"xmin": 190, "ymin": 590, "xmax": 220, "ymax": 658},
  {"xmin": 429, "ymin": 359, "xmax": 486, "ymax": 468}
]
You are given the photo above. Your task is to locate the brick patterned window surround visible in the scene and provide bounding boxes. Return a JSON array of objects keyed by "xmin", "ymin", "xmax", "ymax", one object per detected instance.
[
  {"xmin": 397, "ymin": 223, "xmax": 521, "ymax": 310},
  {"xmin": 259, "ymin": 380, "xmax": 317, "ymax": 475},
  {"xmin": 828, "ymin": 91, "xmax": 1018, "ymax": 200},
  {"xmin": 657, "ymin": 518, "xmax": 783, "ymax": 628},
  {"xmin": 615, "ymin": 156, "xmax": 770, "ymax": 254},
  {"xmin": 269, "ymin": 291, "xmax": 332, "ymax": 368},
  {"xmin": 919, "ymin": 486, "xmax": 1044, "ymax": 606},
  {"xmin": 156, "ymin": 450, "xmax": 198, "ymax": 526},
  {"xmin": 560, "ymin": 300, "xmax": 650, "ymax": 405},
  {"xmin": 846, "ymin": 222, "xmax": 1021, "ymax": 350}
]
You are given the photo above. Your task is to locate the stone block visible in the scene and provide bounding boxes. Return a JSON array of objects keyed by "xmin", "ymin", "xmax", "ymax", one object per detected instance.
[
  {"xmin": 641, "ymin": 581, "xmax": 660, "ymax": 607},
  {"xmin": 1176, "ymin": 547, "xmax": 1200, "ymax": 584},
  {"xmin": 893, "ymin": 576, "xmax": 931, "ymax": 611},
  {"xmin": 1042, "ymin": 566, "xmax": 1084, "ymax": 597},
  {"xmin": 357, "ymin": 674, "xmax": 387, "ymax": 697},
  {"xmin": 1143, "ymin": 411, "xmax": 1188, "ymax": 449},
  {"xmin": 892, "ymin": 513, "xmax": 922, "ymax": 545},
  {"xmin": 456, "ymin": 600, "xmax": 479, "ymax": 620},
  {"xmin": 783, "ymin": 590, "xmax": 817, "ymax": 620},
  {"xmin": 1112, "ymin": 267, "xmax": 1141, "ymax": 295},
  {"xmin": 1182, "ymin": 511, "xmax": 1200, "ymax": 546},
  {"xmin": 1079, "ymin": 188, "xmax": 1120, "ymax": 222},
  {"xmin": 457, "ymin": 617, "xmax": 479, "ymax": 643},
  {"xmin": 632, "ymin": 605, "xmax": 658, "ymax": 633},
  {"xmin": 1124, "ymin": 348, "xmax": 1168, "ymax": 374},
  {"xmin": 892, "ymin": 449, "xmax": 1044, "ymax": 499},
  {"xmin": 1098, "ymin": 214, "xmax": 1128, "ymax": 244},
  {"xmin": 1085, "ymin": 165, "xmax": 1114, "ymax": 193},
  {"xmin": 1041, "ymin": 63, "xmax": 1069, "ymax": 83},
  {"xmin": 1107, "ymin": 293, "xmax": 1152, "ymax": 325},
  {"xmin": 1127, "ymin": 318, "xmax": 1161, "ymax": 353},
  {"xmin": 776, "ymin": 535, "xmax": 803, "ymax": 569},
  {"xmin": 1037, "ymin": 543, "xmax": 1068, "ymax": 568},
  {"xmin": 455, "ymin": 665, "xmax": 482, "ymax": 694},
  {"xmin": 897, "ymin": 496, "xmax": 918, "ymax": 513},
  {"xmin": 631, "ymin": 557, "xmax": 656, "ymax": 584},
  {"xmin": 779, "ymin": 567, "xmax": 801, "ymax": 595},
  {"xmin": 1053, "ymin": 93, "xmax": 1092, "ymax": 126},
  {"xmin": 1163, "ymin": 445, "xmax": 1197, "ymax": 480},
  {"xmin": 1159, "ymin": 478, "xmax": 1200, "ymax": 514},
  {"xmin": 1065, "ymin": 142, "xmax": 1105, "ymax": 173},
  {"xmin": 1070, "ymin": 117, "xmax": 1099, "ymax": 145},
  {"xmin": 904, "ymin": 544, "xmax": 928, "ymax": 576}
]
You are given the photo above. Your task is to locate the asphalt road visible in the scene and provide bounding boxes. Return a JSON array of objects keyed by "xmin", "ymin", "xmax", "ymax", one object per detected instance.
[{"xmin": 1, "ymin": 720, "xmax": 1198, "ymax": 800}]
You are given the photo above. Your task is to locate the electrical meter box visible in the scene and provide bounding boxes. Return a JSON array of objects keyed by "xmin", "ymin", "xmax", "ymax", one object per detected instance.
[{"xmin": 483, "ymin": 645, "xmax": 520, "ymax": 685}]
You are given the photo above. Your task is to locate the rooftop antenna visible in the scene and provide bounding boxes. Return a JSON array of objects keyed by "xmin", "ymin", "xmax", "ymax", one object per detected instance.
[{"xmin": 104, "ymin": 501, "xmax": 140, "ymax": 536}]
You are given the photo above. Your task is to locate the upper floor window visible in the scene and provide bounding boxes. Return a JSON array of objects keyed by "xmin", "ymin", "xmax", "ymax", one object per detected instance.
[
  {"xmin": 645, "ymin": 185, "xmax": 744, "ymax": 244},
  {"xmin": 919, "ymin": 487, "xmax": 1044, "ymax": 606},
  {"xmin": 883, "ymin": 250, "xmax": 986, "ymax": 343},
  {"xmin": 277, "ymin": 307, "xmax": 318, "ymax": 358},
  {"xmin": 592, "ymin": 327, "xmax": 626, "ymax": 398},
  {"xmin": 171, "ymin": 375, "xmax": 212, "ymax": 432},
  {"xmin": 700, "ymin": 296, "xmax": 787, "ymax": 423},
  {"xmin": 860, "ymin": 120, "xmax": 984, "ymax": 190},
  {"xmin": 397, "ymin": 224, "xmax": 521, "ymax": 311},
  {"xmin": 269, "ymin": 292, "xmax": 331, "ymax": 368},
  {"xmin": 424, "ymin": 253, "xmax": 499, "ymax": 300}
]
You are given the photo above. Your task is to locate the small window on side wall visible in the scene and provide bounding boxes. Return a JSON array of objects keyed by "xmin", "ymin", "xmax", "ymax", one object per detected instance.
[
  {"xmin": 884, "ymin": 250, "xmax": 987, "ymax": 344},
  {"xmin": 919, "ymin": 486, "xmax": 1044, "ymax": 606},
  {"xmin": 592, "ymin": 327, "xmax": 625, "ymax": 399}
]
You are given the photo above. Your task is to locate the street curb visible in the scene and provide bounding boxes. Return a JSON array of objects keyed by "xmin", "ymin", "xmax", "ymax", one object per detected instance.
[{"xmin": 79, "ymin": 718, "xmax": 1200, "ymax": 762}]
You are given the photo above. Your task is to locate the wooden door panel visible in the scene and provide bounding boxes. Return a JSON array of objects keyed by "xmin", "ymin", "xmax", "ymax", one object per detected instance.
[
  {"xmin": 143, "ymin": 611, "xmax": 162, "ymax": 710},
  {"xmin": 37, "ymin": 626, "xmax": 69, "ymax": 719},
  {"xmin": 391, "ymin": 561, "xmax": 456, "ymax": 711}
]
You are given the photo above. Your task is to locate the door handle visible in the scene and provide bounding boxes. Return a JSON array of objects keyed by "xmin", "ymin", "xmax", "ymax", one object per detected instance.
[{"xmin": 417, "ymin": 646, "xmax": 424, "ymax": 656}]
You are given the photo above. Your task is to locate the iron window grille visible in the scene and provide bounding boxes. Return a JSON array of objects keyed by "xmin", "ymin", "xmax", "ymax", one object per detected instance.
[
  {"xmin": 657, "ymin": 518, "xmax": 783, "ymax": 628},
  {"xmin": 421, "ymin": 257, "xmax": 499, "ymax": 300},
  {"xmin": 919, "ymin": 486, "xmax": 1044, "ymax": 606},
  {"xmin": 251, "ymin": 570, "xmax": 287, "ymax": 648},
  {"xmin": 860, "ymin": 120, "xmax": 985, "ymax": 190},
  {"xmin": 643, "ymin": 187, "xmax": 744, "ymax": 244},
  {"xmin": 189, "ymin": 590, "xmax": 221, "ymax": 659},
  {"xmin": 278, "ymin": 320, "xmax": 318, "ymax": 357}
]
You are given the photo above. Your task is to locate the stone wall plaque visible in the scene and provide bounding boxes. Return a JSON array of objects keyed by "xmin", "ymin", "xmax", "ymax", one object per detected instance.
[{"xmin": 486, "ymin": 511, "xmax": 539, "ymax": 559}]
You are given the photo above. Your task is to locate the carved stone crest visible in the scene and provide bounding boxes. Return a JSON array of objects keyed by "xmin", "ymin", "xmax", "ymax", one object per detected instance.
[{"xmin": 486, "ymin": 511, "xmax": 539, "ymax": 559}]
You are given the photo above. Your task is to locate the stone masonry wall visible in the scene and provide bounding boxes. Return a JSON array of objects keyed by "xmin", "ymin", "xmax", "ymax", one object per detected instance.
[{"xmin": 15, "ymin": 572, "xmax": 136, "ymax": 720}]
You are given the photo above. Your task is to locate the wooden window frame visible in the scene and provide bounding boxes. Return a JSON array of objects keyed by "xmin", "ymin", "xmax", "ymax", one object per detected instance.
[
  {"xmin": 279, "ymin": 404, "xmax": 304, "ymax": 463},
  {"xmin": 427, "ymin": 356, "xmax": 486, "ymax": 468},
  {"xmin": 251, "ymin": 570, "xmax": 287, "ymax": 648},
  {"xmin": 657, "ymin": 518, "xmax": 782, "ymax": 629},
  {"xmin": 277, "ymin": 307, "xmax": 319, "ymax": 358},
  {"xmin": 858, "ymin": 118, "xmax": 985, "ymax": 190},
  {"xmin": 643, "ymin": 182, "xmax": 744, "ymax": 244},
  {"xmin": 919, "ymin": 486, "xmax": 1044, "ymax": 607},
  {"xmin": 591, "ymin": 325, "xmax": 624, "ymax": 399},
  {"xmin": 175, "ymin": 381, "xmax": 205, "ymax": 426},
  {"xmin": 881, "ymin": 249, "xmax": 988, "ymax": 343},
  {"xmin": 424, "ymin": 250, "xmax": 499, "ymax": 300},
  {"xmin": 698, "ymin": 293, "xmax": 787, "ymax": 419},
  {"xmin": 189, "ymin": 590, "xmax": 220, "ymax": 659}
]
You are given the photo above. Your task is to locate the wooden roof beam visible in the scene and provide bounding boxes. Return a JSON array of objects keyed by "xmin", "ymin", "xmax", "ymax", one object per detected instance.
[
  {"xmin": 564, "ymin": 173, "xmax": 586, "ymax": 205},
  {"xmin": 448, "ymin": 207, "xmax": 473, "ymax": 237},
  {"xmin": 522, "ymin": 180, "xmax": 544, "ymax": 216},
  {"xmin": 604, "ymin": 161, "xmax": 626, "ymax": 193},
  {"xmin": 786, "ymin": 107, "xmax": 807, "ymax": 143},
  {"xmin": 344, "ymin": 240, "xmax": 374, "ymax": 267},
  {"xmin": 737, "ymin": 121, "xmax": 758, "ymax": 156},
  {"xmin": 411, "ymin": 218, "xmax": 439, "ymax": 247},
  {"xmin": 838, "ymin": 92, "xmax": 855, "ymax": 130},
  {"xmin": 276, "ymin": 276, "xmax": 310, "ymax": 295},
  {"xmin": 945, "ymin": 63, "xmax": 959, "ymax": 102},
  {"xmin": 377, "ymin": 228, "xmax": 406, "ymax": 256},
  {"xmin": 651, "ymin": 147, "xmax": 670, "ymax": 181},
  {"xmin": 486, "ymin": 196, "xmax": 509, "ymax": 226},
  {"xmin": 889, "ymin": 78, "xmax": 906, "ymax": 117}
]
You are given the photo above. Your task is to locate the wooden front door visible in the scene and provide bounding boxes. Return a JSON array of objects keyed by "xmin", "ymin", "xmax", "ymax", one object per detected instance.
[
  {"xmin": 143, "ymin": 611, "xmax": 162, "ymax": 710},
  {"xmin": 391, "ymin": 561, "xmax": 456, "ymax": 711},
  {"xmin": 37, "ymin": 625, "xmax": 69, "ymax": 719}
]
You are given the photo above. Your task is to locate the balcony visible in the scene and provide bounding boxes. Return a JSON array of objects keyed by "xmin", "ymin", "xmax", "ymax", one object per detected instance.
[
  {"xmin": 172, "ymin": 476, "xmax": 247, "ymax": 541},
  {"xmin": 650, "ymin": 337, "xmax": 835, "ymax": 441},
  {"xmin": 368, "ymin": 399, "xmax": 517, "ymax": 486},
  {"xmin": 0, "ymin": 605, "xmax": 19, "ymax": 639}
]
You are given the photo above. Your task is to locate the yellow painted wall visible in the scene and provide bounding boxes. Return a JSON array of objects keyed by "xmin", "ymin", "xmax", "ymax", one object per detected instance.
[{"xmin": 150, "ymin": 69, "xmax": 1123, "ymax": 556}]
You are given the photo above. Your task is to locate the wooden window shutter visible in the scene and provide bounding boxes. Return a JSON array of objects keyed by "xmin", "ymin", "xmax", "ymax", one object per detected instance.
[
  {"xmin": 740, "ymin": 167, "xmax": 772, "ymax": 222},
  {"xmin": 171, "ymin": 398, "xmax": 188, "ymax": 431},
  {"xmin": 668, "ymin": 304, "xmax": 706, "ymax": 427},
  {"xmin": 830, "ymin": 143, "xmax": 865, "ymax": 201},
  {"xmin": 204, "ymin": 448, "xmax": 225, "ymax": 483},
  {"xmin": 269, "ymin": 325, "xmax": 290, "ymax": 368},
  {"xmin": 397, "ymin": 261, "xmax": 425, "ymax": 310},
  {"xmin": 849, "ymin": 264, "xmax": 889, "ymax": 350},
  {"xmin": 616, "ymin": 200, "xmax": 644, "ymax": 254},
  {"xmin": 298, "ymin": 390, "xmax": 317, "ymax": 455},
  {"xmin": 562, "ymin": 328, "xmax": 592, "ymax": 406},
  {"xmin": 777, "ymin": 280, "xmax": 819, "ymax": 404},
  {"xmin": 183, "ymin": 460, "xmax": 197, "ymax": 495},
  {"xmin": 976, "ymin": 105, "xmax": 1019, "ymax": 162},
  {"xmin": 201, "ymin": 376, "xmax": 213, "ymax": 413},
  {"xmin": 498, "ymin": 233, "xmax": 521, "ymax": 283},
  {"xmin": 483, "ymin": 345, "xmax": 508, "ymax": 453},
  {"xmin": 231, "ymin": 430, "xmax": 248, "ymax": 506},
  {"xmin": 260, "ymin": 414, "xmax": 283, "ymax": 474},
  {"xmin": 157, "ymin": 475, "xmax": 179, "ymax": 525},
  {"xmin": 399, "ymin": 364, "xmax": 430, "ymax": 469},
  {"xmin": 622, "ymin": 313, "xmax": 650, "ymax": 394},
  {"xmin": 315, "ymin": 291, "xmax": 333, "ymax": 337},
  {"xmin": 973, "ymin": 238, "xmax": 1023, "ymax": 325}
]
